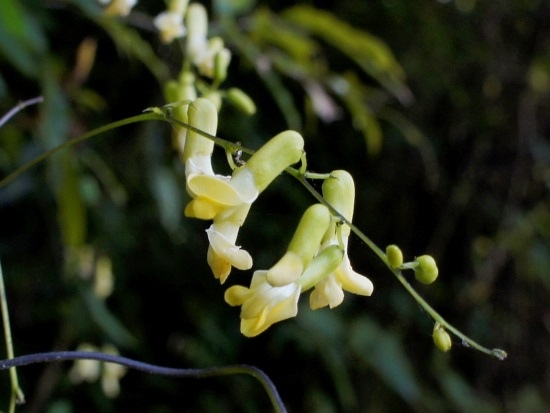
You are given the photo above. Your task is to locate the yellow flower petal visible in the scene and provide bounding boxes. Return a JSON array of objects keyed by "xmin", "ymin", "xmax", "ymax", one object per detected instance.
[
  {"xmin": 309, "ymin": 274, "xmax": 344, "ymax": 310},
  {"xmin": 266, "ymin": 251, "xmax": 303, "ymax": 287},
  {"xmin": 185, "ymin": 198, "xmax": 224, "ymax": 220},
  {"xmin": 237, "ymin": 273, "xmax": 301, "ymax": 337},
  {"xmin": 206, "ymin": 227, "xmax": 252, "ymax": 276},
  {"xmin": 224, "ymin": 285, "xmax": 251, "ymax": 306},
  {"xmin": 207, "ymin": 248, "xmax": 232, "ymax": 283},
  {"xmin": 187, "ymin": 175, "xmax": 241, "ymax": 203},
  {"xmin": 335, "ymin": 255, "xmax": 373, "ymax": 296}
]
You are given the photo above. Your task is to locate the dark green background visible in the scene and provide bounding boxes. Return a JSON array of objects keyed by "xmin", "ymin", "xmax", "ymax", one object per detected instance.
[{"xmin": 1, "ymin": 0, "xmax": 548, "ymax": 412}]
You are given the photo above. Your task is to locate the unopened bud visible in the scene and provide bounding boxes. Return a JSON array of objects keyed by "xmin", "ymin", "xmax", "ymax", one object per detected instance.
[
  {"xmin": 386, "ymin": 245, "xmax": 403, "ymax": 269},
  {"xmin": 234, "ymin": 130, "xmax": 304, "ymax": 192},
  {"xmin": 226, "ymin": 88, "xmax": 257, "ymax": 115},
  {"xmin": 433, "ymin": 323, "xmax": 452, "ymax": 352},
  {"xmin": 214, "ymin": 49, "xmax": 232, "ymax": 84},
  {"xmin": 414, "ymin": 255, "xmax": 438, "ymax": 284}
]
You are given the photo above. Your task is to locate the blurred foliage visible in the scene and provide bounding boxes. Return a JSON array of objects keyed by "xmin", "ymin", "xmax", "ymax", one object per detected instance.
[{"xmin": 1, "ymin": 0, "xmax": 549, "ymax": 412}]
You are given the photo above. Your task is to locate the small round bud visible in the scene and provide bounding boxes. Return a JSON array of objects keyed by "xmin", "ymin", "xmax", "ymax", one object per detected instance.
[
  {"xmin": 433, "ymin": 323, "xmax": 452, "ymax": 352},
  {"xmin": 386, "ymin": 245, "xmax": 403, "ymax": 268},
  {"xmin": 226, "ymin": 88, "xmax": 257, "ymax": 115},
  {"xmin": 414, "ymin": 255, "xmax": 438, "ymax": 284}
]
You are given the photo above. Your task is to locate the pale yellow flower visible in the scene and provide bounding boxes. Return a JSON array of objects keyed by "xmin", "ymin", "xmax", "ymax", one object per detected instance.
[
  {"xmin": 154, "ymin": 11, "xmax": 186, "ymax": 44},
  {"xmin": 309, "ymin": 171, "xmax": 373, "ymax": 309},
  {"xmin": 100, "ymin": 344, "xmax": 127, "ymax": 398},
  {"xmin": 68, "ymin": 343, "xmax": 127, "ymax": 398},
  {"xmin": 184, "ymin": 4, "xmax": 231, "ymax": 78},
  {"xmin": 154, "ymin": 0, "xmax": 189, "ymax": 43},
  {"xmin": 224, "ymin": 205, "xmax": 343, "ymax": 336},
  {"xmin": 181, "ymin": 99, "xmax": 304, "ymax": 282},
  {"xmin": 198, "ymin": 130, "xmax": 304, "ymax": 282},
  {"xmin": 69, "ymin": 343, "xmax": 100, "ymax": 383},
  {"xmin": 309, "ymin": 250, "xmax": 373, "ymax": 309},
  {"xmin": 225, "ymin": 271, "xmax": 301, "ymax": 337},
  {"xmin": 103, "ymin": 0, "xmax": 137, "ymax": 17},
  {"xmin": 224, "ymin": 171, "xmax": 373, "ymax": 335},
  {"xmin": 94, "ymin": 255, "xmax": 114, "ymax": 299}
]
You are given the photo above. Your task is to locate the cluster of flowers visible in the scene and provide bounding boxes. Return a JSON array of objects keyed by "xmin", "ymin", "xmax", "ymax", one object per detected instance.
[
  {"xmin": 100, "ymin": 0, "xmax": 446, "ymax": 342},
  {"xmin": 179, "ymin": 97, "xmax": 374, "ymax": 337}
]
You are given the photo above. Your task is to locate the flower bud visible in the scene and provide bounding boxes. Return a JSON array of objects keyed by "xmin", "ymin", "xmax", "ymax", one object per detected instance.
[
  {"xmin": 322, "ymin": 170, "xmax": 355, "ymax": 237},
  {"xmin": 386, "ymin": 244, "xmax": 403, "ymax": 269},
  {"xmin": 204, "ymin": 91, "xmax": 222, "ymax": 111},
  {"xmin": 104, "ymin": 0, "xmax": 137, "ymax": 17},
  {"xmin": 214, "ymin": 48, "xmax": 232, "ymax": 84},
  {"xmin": 226, "ymin": 88, "xmax": 257, "ymax": 115},
  {"xmin": 433, "ymin": 323, "xmax": 452, "ymax": 352},
  {"xmin": 414, "ymin": 255, "xmax": 438, "ymax": 284},
  {"xmin": 168, "ymin": 0, "xmax": 189, "ymax": 14},
  {"xmin": 186, "ymin": 3, "xmax": 208, "ymax": 41},
  {"xmin": 164, "ymin": 72, "xmax": 196, "ymax": 126},
  {"xmin": 267, "ymin": 204, "xmax": 331, "ymax": 286},
  {"xmin": 233, "ymin": 130, "xmax": 304, "ymax": 192}
]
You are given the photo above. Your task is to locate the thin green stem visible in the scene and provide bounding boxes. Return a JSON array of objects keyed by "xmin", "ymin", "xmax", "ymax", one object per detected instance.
[
  {"xmin": 0, "ymin": 257, "xmax": 25, "ymax": 409},
  {"xmin": 0, "ymin": 112, "xmax": 164, "ymax": 188},
  {"xmin": 303, "ymin": 172, "xmax": 331, "ymax": 180},
  {"xmin": 388, "ymin": 268, "xmax": 507, "ymax": 360},
  {"xmin": 285, "ymin": 168, "xmax": 507, "ymax": 360},
  {"xmin": 0, "ymin": 108, "xmax": 507, "ymax": 361}
]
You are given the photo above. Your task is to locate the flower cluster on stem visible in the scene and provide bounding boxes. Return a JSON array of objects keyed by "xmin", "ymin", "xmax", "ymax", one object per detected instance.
[
  {"xmin": 151, "ymin": 1, "xmax": 505, "ymax": 360},
  {"xmin": 225, "ymin": 171, "xmax": 374, "ymax": 336}
]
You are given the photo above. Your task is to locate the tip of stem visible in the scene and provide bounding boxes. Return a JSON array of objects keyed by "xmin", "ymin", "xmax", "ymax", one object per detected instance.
[{"xmin": 491, "ymin": 348, "xmax": 508, "ymax": 361}]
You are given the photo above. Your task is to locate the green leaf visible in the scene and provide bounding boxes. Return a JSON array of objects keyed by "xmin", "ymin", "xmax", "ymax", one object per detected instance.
[
  {"xmin": 250, "ymin": 8, "xmax": 320, "ymax": 67},
  {"xmin": 329, "ymin": 72, "xmax": 383, "ymax": 155},
  {"xmin": 223, "ymin": 19, "xmax": 302, "ymax": 129},
  {"xmin": 100, "ymin": 19, "xmax": 170, "ymax": 83},
  {"xmin": 56, "ymin": 154, "xmax": 87, "ymax": 248},
  {"xmin": 283, "ymin": 5, "xmax": 411, "ymax": 103},
  {"xmin": 38, "ymin": 64, "xmax": 87, "ymax": 248},
  {"xmin": 0, "ymin": 0, "xmax": 47, "ymax": 77}
]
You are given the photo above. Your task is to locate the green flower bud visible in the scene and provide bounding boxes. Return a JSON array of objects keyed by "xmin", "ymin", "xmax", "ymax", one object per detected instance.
[
  {"xmin": 165, "ymin": 72, "xmax": 196, "ymax": 121},
  {"xmin": 433, "ymin": 323, "xmax": 452, "ymax": 352},
  {"xmin": 414, "ymin": 255, "xmax": 438, "ymax": 284},
  {"xmin": 168, "ymin": 0, "xmax": 189, "ymax": 14},
  {"xmin": 234, "ymin": 130, "xmax": 304, "ymax": 193},
  {"xmin": 386, "ymin": 244, "xmax": 403, "ymax": 269},
  {"xmin": 226, "ymin": 88, "xmax": 257, "ymax": 115},
  {"xmin": 214, "ymin": 49, "xmax": 231, "ymax": 85}
]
